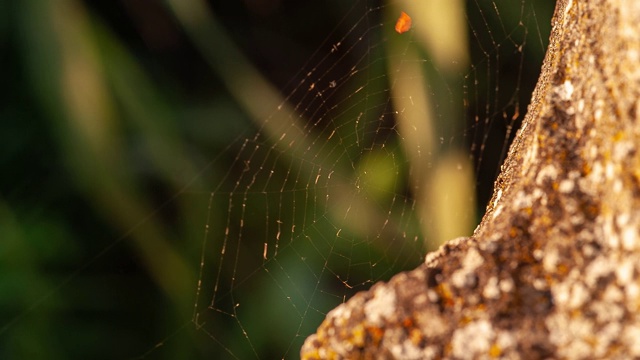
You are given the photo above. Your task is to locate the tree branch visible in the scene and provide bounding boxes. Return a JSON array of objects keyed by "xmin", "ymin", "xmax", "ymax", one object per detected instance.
[{"xmin": 301, "ymin": 0, "xmax": 640, "ymax": 358}]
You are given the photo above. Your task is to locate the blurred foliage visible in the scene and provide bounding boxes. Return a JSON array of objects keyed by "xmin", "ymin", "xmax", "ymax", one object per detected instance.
[{"xmin": 0, "ymin": 0, "xmax": 553, "ymax": 359}]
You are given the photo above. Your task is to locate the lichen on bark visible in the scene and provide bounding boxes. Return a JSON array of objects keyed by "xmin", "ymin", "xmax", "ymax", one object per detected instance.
[{"xmin": 301, "ymin": 0, "xmax": 640, "ymax": 358}]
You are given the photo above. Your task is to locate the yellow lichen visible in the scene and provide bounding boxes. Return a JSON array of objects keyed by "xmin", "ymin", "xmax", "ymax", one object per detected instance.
[
  {"xmin": 509, "ymin": 227, "xmax": 519, "ymax": 238},
  {"xmin": 489, "ymin": 343, "xmax": 502, "ymax": 357},
  {"xmin": 351, "ymin": 324, "xmax": 366, "ymax": 347},
  {"xmin": 409, "ymin": 328, "xmax": 424, "ymax": 346}
]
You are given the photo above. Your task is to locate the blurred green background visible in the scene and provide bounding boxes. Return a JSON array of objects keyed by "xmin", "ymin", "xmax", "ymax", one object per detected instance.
[{"xmin": 0, "ymin": 0, "xmax": 553, "ymax": 359}]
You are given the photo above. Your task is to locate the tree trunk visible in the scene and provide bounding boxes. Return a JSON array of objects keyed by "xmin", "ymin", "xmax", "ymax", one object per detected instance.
[{"xmin": 301, "ymin": 0, "xmax": 640, "ymax": 358}]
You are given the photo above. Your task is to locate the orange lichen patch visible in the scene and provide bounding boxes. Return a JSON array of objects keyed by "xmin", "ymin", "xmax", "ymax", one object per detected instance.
[
  {"xmin": 303, "ymin": 349, "xmax": 339, "ymax": 360},
  {"xmin": 543, "ymin": 273, "xmax": 557, "ymax": 286},
  {"xmin": 402, "ymin": 317, "xmax": 414, "ymax": 329},
  {"xmin": 585, "ymin": 335, "xmax": 598, "ymax": 347},
  {"xmin": 395, "ymin": 11, "xmax": 412, "ymax": 34},
  {"xmin": 613, "ymin": 130, "xmax": 624, "ymax": 141},
  {"xmin": 444, "ymin": 342, "xmax": 454, "ymax": 357},
  {"xmin": 570, "ymin": 309, "xmax": 583, "ymax": 318},
  {"xmin": 557, "ymin": 263, "xmax": 569, "ymax": 275},
  {"xmin": 366, "ymin": 325, "xmax": 385, "ymax": 345},
  {"xmin": 459, "ymin": 315, "xmax": 472, "ymax": 325},
  {"xmin": 539, "ymin": 215, "xmax": 552, "ymax": 226},
  {"xmin": 300, "ymin": 340, "xmax": 339, "ymax": 360},
  {"xmin": 437, "ymin": 283, "xmax": 455, "ymax": 307},
  {"xmin": 588, "ymin": 203, "xmax": 599, "ymax": 215},
  {"xmin": 300, "ymin": 349, "xmax": 320, "ymax": 360},
  {"xmin": 509, "ymin": 227, "xmax": 519, "ymax": 238},
  {"xmin": 409, "ymin": 328, "xmax": 424, "ymax": 346},
  {"xmin": 632, "ymin": 293, "xmax": 640, "ymax": 312},
  {"xmin": 489, "ymin": 343, "xmax": 502, "ymax": 357},
  {"xmin": 557, "ymin": 150, "xmax": 568, "ymax": 162}
]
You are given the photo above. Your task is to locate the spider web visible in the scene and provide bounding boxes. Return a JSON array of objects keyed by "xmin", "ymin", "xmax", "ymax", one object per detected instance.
[
  {"xmin": 186, "ymin": 0, "xmax": 551, "ymax": 358},
  {"xmin": 0, "ymin": 0, "xmax": 552, "ymax": 359}
]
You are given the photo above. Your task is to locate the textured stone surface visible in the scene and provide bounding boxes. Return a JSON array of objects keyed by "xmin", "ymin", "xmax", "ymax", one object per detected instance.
[{"xmin": 301, "ymin": 0, "xmax": 640, "ymax": 358}]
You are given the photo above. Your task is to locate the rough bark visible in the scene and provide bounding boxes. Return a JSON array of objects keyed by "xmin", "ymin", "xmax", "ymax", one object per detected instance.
[{"xmin": 300, "ymin": 0, "xmax": 640, "ymax": 358}]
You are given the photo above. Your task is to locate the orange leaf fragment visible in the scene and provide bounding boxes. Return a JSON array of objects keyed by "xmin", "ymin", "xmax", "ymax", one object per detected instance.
[{"xmin": 395, "ymin": 11, "xmax": 412, "ymax": 34}]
